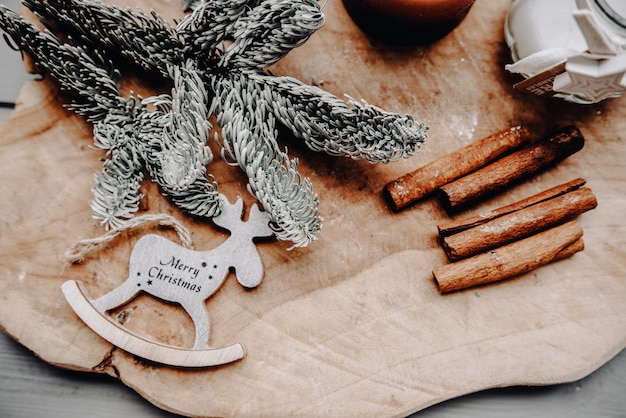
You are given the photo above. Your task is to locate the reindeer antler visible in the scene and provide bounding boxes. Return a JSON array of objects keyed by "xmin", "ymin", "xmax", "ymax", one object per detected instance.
[
  {"xmin": 211, "ymin": 194, "xmax": 271, "ymax": 238},
  {"xmin": 247, "ymin": 203, "xmax": 275, "ymax": 239},
  {"xmin": 212, "ymin": 194, "xmax": 244, "ymax": 231}
]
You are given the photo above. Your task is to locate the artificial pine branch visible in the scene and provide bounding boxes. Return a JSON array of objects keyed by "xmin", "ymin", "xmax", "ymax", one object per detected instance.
[
  {"xmin": 0, "ymin": 6, "xmax": 127, "ymax": 123},
  {"xmin": 177, "ymin": 0, "xmax": 250, "ymax": 59},
  {"xmin": 249, "ymin": 72, "xmax": 427, "ymax": 163},
  {"xmin": 0, "ymin": 0, "xmax": 428, "ymax": 248},
  {"xmin": 0, "ymin": 7, "xmax": 222, "ymax": 228},
  {"xmin": 139, "ymin": 60, "xmax": 221, "ymax": 219},
  {"xmin": 23, "ymin": 0, "xmax": 183, "ymax": 77},
  {"xmin": 211, "ymin": 70, "xmax": 321, "ymax": 246},
  {"xmin": 91, "ymin": 114, "xmax": 145, "ymax": 228},
  {"xmin": 217, "ymin": 0, "xmax": 325, "ymax": 69}
]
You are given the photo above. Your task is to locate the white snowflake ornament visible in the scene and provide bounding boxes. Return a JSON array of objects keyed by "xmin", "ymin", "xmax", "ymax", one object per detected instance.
[{"xmin": 554, "ymin": 54, "xmax": 626, "ymax": 103}]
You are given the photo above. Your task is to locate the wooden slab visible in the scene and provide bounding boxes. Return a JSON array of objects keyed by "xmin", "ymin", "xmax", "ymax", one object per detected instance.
[{"xmin": 1, "ymin": 0, "xmax": 625, "ymax": 416}]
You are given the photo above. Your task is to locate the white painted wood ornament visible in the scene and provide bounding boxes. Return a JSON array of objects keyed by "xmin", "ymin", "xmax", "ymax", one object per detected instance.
[
  {"xmin": 505, "ymin": 0, "xmax": 626, "ymax": 103},
  {"xmin": 62, "ymin": 194, "xmax": 273, "ymax": 367}
]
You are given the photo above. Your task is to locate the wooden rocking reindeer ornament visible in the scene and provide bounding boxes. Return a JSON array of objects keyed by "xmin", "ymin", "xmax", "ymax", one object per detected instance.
[
  {"xmin": 62, "ymin": 195, "xmax": 274, "ymax": 368},
  {"xmin": 2, "ymin": 0, "xmax": 424, "ymax": 369}
]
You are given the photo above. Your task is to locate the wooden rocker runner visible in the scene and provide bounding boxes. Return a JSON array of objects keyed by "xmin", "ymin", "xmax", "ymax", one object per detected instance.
[{"xmin": 62, "ymin": 195, "xmax": 274, "ymax": 368}]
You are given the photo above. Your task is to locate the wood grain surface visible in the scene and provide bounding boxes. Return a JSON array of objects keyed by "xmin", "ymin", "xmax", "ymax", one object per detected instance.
[{"xmin": 1, "ymin": 1, "xmax": 625, "ymax": 417}]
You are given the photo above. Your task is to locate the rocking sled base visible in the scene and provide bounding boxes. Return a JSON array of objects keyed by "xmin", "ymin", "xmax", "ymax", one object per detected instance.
[{"xmin": 61, "ymin": 280, "xmax": 246, "ymax": 368}]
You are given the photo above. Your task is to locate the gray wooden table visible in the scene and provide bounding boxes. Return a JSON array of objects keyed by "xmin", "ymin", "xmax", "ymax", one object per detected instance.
[{"xmin": 0, "ymin": 1, "xmax": 624, "ymax": 416}]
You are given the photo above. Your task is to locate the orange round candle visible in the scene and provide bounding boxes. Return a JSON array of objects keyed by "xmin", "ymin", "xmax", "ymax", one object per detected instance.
[{"xmin": 342, "ymin": 0, "xmax": 476, "ymax": 44}]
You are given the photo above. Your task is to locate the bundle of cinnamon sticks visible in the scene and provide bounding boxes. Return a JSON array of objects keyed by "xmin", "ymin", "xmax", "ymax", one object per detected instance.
[
  {"xmin": 383, "ymin": 125, "xmax": 597, "ymax": 293},
  {"xmin": 383, "ymin": 125, "xmax": 585, "ymax": 211},
  {"xmin": 433, "ymin": 179, "xmax": 596, "ymax": 292}
]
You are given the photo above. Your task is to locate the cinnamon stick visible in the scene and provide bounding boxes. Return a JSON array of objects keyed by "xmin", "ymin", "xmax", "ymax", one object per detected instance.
[
  {"xmin": 433, "ymin": 220, "xmax": 584, "ymax": 293},
  {"xmin": 383, "ymin": 126, "xmax": 531, "ymax": 211},
  {"xmin": 440, "ymin": 186, "xmax": 596, "ymax": 261},
  {"xmin": 438, "ymin": 178, "xmax": 587, "ymax": 236},
  {"xmin": 439, "ymin": 126, "xmax": 585, "ymax": 211}
]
